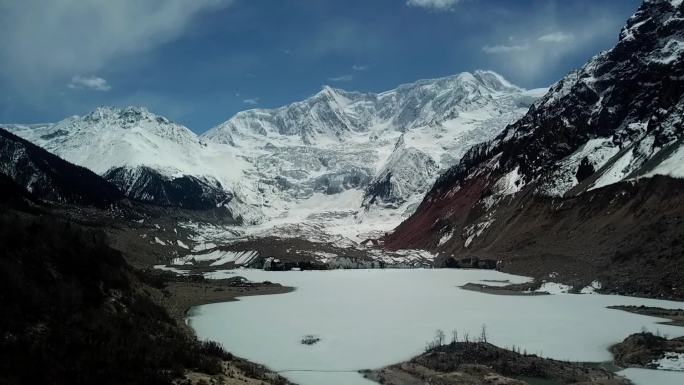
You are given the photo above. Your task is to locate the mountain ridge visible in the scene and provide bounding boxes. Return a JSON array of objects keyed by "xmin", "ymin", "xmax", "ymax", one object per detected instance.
[
  {"xmin": 3, "ymin": 70, "xmax": 542, "ymax": 240},
  {"xmin": 384, "ymin": 0, "xmax": 684, "ymax": 299}
]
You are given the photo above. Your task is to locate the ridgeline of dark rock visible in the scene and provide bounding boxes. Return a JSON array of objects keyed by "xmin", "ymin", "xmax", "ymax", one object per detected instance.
[
  {"xmin": 104, "ymin": 165, "xmax": 232, "ymax": 210},
  {"xmin": 0, "ymin": 128, "xmax": 123, "ymax": 206},
  {"xmin": 385, "ymin": 0, "xmax": 684, "ymax": 300}
]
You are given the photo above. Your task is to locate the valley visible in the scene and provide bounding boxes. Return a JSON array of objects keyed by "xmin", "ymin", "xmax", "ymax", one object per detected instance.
[{"xmin": 1, "ymin": 1, "xmax": 683, "ymax": 384}]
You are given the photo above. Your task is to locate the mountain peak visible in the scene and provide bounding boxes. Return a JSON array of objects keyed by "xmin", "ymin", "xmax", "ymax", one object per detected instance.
[
  {"xmin": 320, "ymin": 85, "xmax": 340, "ymax": 94},
  {"xmin": 203, "ymin": 70, "xmax": 536, "ymax": 146},
  {"xmin": 83, "ymin": 106, "xmax": 169, "ymax": 125},
  {"xmin": 472, "ymin": 70, "xmax": 521, "ymax": 92}
]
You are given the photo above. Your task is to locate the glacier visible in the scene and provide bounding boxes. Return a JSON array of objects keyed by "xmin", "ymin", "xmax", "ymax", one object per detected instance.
[{"xmin": 3, "ymin": 71, "xmax": 544, "ymax": 243}]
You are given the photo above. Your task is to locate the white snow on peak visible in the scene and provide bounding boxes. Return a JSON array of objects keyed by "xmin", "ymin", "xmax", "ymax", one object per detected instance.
[
  {"xmin": 202, "ymin": 70, "xmax": 535, "ymax": 148},
  {"xmin": 4, "ymin": 71, "xmax": 544, "ymax": 243},
  {"xmin": 5, "ymin": 105, "xmax": 248, "ymax": 188},
  {"xmin": 180, "ymin": 71, "xmax": 541, "ymax": 241}
]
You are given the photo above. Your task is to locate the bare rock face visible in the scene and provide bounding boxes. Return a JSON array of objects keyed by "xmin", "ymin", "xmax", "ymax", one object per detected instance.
[{"xmin": 103, "ymin": 166, "xmax": 231, "ymax": 210}]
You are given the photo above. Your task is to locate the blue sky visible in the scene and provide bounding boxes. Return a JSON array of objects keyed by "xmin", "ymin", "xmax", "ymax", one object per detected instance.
[{"xmin": 0, "ymin": 0, "xmax": 640, "ymax": 133}]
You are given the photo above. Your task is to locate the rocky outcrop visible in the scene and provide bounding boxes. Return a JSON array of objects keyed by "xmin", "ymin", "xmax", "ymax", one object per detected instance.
[
  {"xmin": 364, "ymin": 341, "xmax": 628, "ymax": 385},
  {"xmin": 104, "ymin": 166, "xmax": 231, "ymax": 210},
  {"xmin": 611, "ymin": 332, "xmax": 684, "ymax": 369}
]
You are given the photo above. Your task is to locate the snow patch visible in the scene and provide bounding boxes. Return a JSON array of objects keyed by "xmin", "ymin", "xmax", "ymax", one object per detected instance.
[
  {"xmin": 651, "ymin": 352, "xmax": 684, "ymax": 371},
  {"xmin": 438, "ymin": 230, "xmax": 454, "ymax": 246},
  {"xmin": 173, "ymin": 250, "xmax": 259, "ymax": 267},
  {"xmin": 492, "ymin": 166, "xmax": 523, "ymax": 196},
  {"xmin": 463, "ymin": 218, "xmax": 494, "ymax": 248},
  {"xmin": 536, "ymin": 282, "xmax": 572, "ymax": 294},
  {"xmin": 153, "ymin": 264, "xmax": 188, "ymax": 275},
  {"xmin": 580, "ymin": 281, "xmax": 602, "ymax": 294}
]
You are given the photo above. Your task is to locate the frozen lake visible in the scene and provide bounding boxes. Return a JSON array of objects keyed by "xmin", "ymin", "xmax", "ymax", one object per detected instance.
[{"xmin": 188, "ymin": 269, "xmax": 684, "ymax": 385}]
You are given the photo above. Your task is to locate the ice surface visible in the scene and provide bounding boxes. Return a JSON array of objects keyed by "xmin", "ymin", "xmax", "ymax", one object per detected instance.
[
  {"xmin": 620, "ymin": 368, "xmax": 684, "ymax": 385},
  {"xmin": 188, "ymin": 269, "xmax": 684, "ymax": 385}
]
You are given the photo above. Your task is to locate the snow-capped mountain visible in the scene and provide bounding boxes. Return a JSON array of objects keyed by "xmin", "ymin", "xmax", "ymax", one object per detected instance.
[
  {"xmin": 4, "ymin": 71, "xmax": 542, "ymax": 239},
  {"xmin": 386, "ymin": 0, "xmax": 684, "ymax": 297},
  {"xmin": 201, "ymin": 71, "xmax": 543, "ymax": 239},
  {"xmin": 204, "ymin": 71, "xmax": 540, "ymax": 147},
  {"xmin": 3, "ymin": 106, "xmax": 248, "ymax": 211}
]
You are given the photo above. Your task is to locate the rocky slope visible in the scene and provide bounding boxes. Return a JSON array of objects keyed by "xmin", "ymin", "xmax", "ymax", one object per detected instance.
[
  {"xmin": 103, "ymin": 166, "xmax": 230, "ymax": 210},
  {"xmin": 386, "ymin": 0, "xmax": 684, "ymax": 299},
  {"xmin": 0, "ymin": 127, "xmax": 123, "ymax": 206}
]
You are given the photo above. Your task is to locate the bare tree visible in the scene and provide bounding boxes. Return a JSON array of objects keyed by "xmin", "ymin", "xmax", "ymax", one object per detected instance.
[
  {"xmin": 436, "ymin": 329, "xmax": 445, "ymax": 346},
  {"xmin": 479, "ymin": 324, "xmax": 488, "ymax": 343},
  {"xmin": 425, "ymin": 329, "xmax": 446, "ymax": 352},
  {"xmin": 451, "ymin": 329, "xmax": 458, "ymax": 344}
]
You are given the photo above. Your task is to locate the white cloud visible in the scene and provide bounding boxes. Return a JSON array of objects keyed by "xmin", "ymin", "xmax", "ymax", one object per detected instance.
[
  {"xmin": 243, "ymin": 98, "xmax": 259, "ymax": 105},
  {"xmin": 406, "ymin": 0, "xmax": 461, "ymax": 10},
  {"xmin": 479, "ymin": 13, "xmax": 624, "ymax": 83},
  {"xmin": 68, "ymin": 75, "xmax": 111, "ymax": 91},
  {"xmin": 328, "ymin": 75, "xmax": 354, "ymax": 82},
  {"xmin": 538, "ymin": 32, "xmax": 575, "ymax": 43},
  {"xmin": 482, "ymin": 43, "xmax": 530, "ymax": 54},
  {"xmin": 0, "ymin": 0, "xmax": 232, "ymax": 90},
  {"xmin": 352, "ymin": 65, "xmax": 369, "ymax": 71}
]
